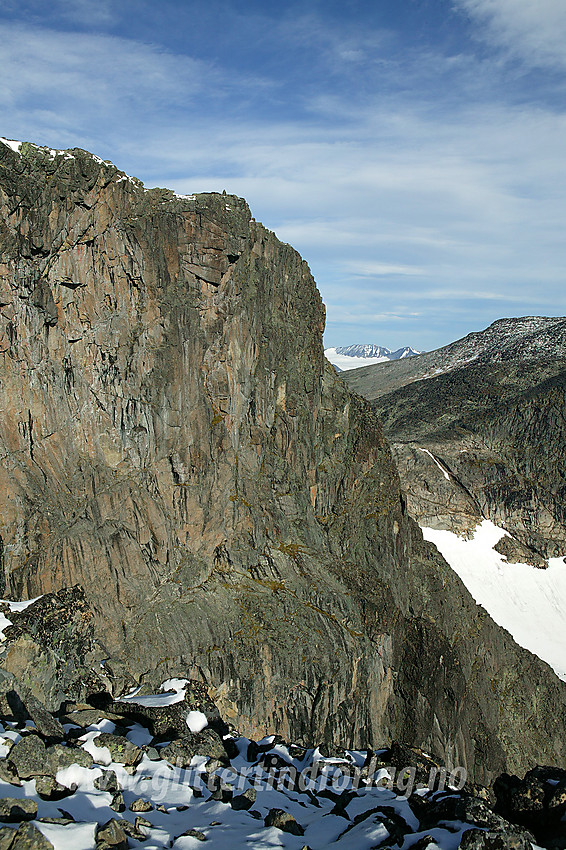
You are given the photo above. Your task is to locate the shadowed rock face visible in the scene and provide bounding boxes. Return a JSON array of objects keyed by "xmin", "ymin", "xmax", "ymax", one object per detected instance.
[{"xmin": 1, "ymin": 142, "xmax": 566, "ymax": 783}]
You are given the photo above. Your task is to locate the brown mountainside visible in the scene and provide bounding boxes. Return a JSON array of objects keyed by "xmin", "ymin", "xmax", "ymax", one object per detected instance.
[{"xmin": 0, "ymin": 140, "xmax": 565, "ymax": 782}]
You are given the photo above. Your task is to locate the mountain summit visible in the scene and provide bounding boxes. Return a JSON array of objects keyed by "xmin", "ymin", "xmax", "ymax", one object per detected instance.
[{"xmin": 325, "ymin": 344, "xmax": 420, "ymax": 371}]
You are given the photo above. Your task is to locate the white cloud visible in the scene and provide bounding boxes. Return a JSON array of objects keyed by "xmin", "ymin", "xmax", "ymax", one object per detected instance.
[
  {"xmin": 347, "ymin": 262, "xmax": 425, "ymax": 277},
  {"xmin": 0, "ymin": 22, "xmax": 221, "ymax": 136},
  {"xmin": 456, "ymin": 0, "xmax": 566, "ymax": 68},
  {"xmin": 1, "ymin": 10, "xmax": 565, "ymax": 350}
]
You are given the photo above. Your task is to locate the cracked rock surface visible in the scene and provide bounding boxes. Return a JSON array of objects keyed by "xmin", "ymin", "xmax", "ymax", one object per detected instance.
[{"xmin": 1, "ymin": 143, "xmax": 566, "ymax": 782}]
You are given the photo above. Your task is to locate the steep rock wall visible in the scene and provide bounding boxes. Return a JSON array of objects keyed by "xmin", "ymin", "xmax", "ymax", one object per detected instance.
[{"xmin": 1, "ymin": 141, "xmax": 566, "ymax": 782}]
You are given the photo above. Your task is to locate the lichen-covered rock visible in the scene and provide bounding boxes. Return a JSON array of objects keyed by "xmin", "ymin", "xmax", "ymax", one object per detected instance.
[
  {"xmin": 93, "ymin": 734, "xmax": 141, "ymax": 766},
  {"xmin": 7, "ymin": 735, "xmax": 50, "ymax": 780},
  {"xmin": 0, "ymin": 588, "xmax": 107, "ymax": 711},
  {"xmin": 110, "ymin": 679, "xmax": 220, "ymax": 739},
  {"xmin": 160, "ymin": 729, "xmax": 228, "ymax": 767},
  {"xmin": 10, "ymin": 823, "xmax": 54, "ymax": 850},
  {"xmin": 95, "ymin": 819, "xmax": 128, "ymax": 850},
  {"xmin": 47, "ymin": 743, "xmax": 93, "ymax": 772},
  {"xmin": 0, "ymin": 798, "xmax": 37, "ymax": 822},
  {"xmin": 264, "ymin": 808, "xmax": 304, "ymax": 835},
  {"xmin": 1, "ymin": 141, "xmax": 566, "ymax": 784},
  {"xmin": 459, "ymin": 829, "xmax": 533, "ymax": 850}
]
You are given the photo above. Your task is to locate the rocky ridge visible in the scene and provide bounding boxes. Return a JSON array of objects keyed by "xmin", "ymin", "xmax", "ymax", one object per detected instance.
[
  {"xmin": 1, "ymin": 140, "xmax": 566, "ymax": 782},
  {"xmin": 344, "ymin": 316, "xmax": 566, "ymax": 399},
  {"xmin": 343, "ymin": 318, "xmax": 566, "ymax": 556}
]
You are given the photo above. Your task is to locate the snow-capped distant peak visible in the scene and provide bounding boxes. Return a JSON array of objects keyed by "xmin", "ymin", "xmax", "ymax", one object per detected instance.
[
  {"xmin": 336, "ymin": 344, "xmax": 392, "ymax": 359},
  {"xmin": 325, "ymin": 344, "xmax": 421, "ymax": 371},
  {"xmin": 392, "ymin": 346, "xmax": 421, "ymax": 360}
]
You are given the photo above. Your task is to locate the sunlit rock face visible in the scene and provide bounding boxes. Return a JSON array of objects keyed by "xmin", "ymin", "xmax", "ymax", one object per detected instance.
[{"xmin": 1, "ymin": 140, "xmax": 566, "ymax": 784}]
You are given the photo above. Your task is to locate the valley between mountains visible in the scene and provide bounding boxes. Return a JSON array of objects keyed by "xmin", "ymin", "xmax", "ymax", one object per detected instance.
[{"xmin": 1, "ymin": 138, "xmax": 566, "ymax": 848}]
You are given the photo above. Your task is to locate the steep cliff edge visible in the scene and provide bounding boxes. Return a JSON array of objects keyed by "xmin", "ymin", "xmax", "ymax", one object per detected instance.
[{"xmin": 1, "ymin": 140, "xmax": 566, "ymax": 783}]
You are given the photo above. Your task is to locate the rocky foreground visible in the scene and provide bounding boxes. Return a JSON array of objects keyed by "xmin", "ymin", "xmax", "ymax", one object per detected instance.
[
  {"xmin": 1, "ymin": 673, "xmax": 565, "ymax": 850},
  {"xmin": 0, "ymin": 589, "xmax": 564, "ymax": 850}
]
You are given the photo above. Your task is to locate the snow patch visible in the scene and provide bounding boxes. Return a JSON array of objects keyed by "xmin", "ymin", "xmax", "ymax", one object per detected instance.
[
  {"xmin": 186, "ymin": 710, "xmax": 208, "ymax": 733},
  {"xmin": 0, "ymin": 596, "xmax": 43, "ymax": 640},
  {"xmin": 2, "ymin": 596, "xmax": 43, "ymax": 612},
  {"xmin": 35, "ymin": 821, "xmax": 97, "ymax": 850},
  {"xmin": 422, "ymin": 520, "xmax": 566, "ymax": 680},
  {"xmin": 0, "ymin": 138, "xmax": 22, "ymax": 153},
  {"xmin": 418, "ymin": 448, "xmax": 450, "ymax": 481},
  {"xmin": 117, "ymin": 678, "xmax": 188, "ymax": 707}
]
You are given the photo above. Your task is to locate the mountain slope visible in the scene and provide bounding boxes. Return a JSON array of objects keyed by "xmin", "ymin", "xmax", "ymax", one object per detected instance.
[
  {"xmin": 1, "ymin": 141, "xmax": 566, "ymax": 782},
  {"xmin": 344, "ymin": 316, "xmax": 566, "ymax": 399},
  {"xmin": 342, "ymin": 319, "xmax": 566, "ymax": 557}
]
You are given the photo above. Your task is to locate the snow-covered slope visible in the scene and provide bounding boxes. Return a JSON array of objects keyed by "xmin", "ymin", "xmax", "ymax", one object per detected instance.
[
  {"xmin": 325, "ymin": 345, "xmax": 421, "ymax": 372},
  {"xmin": 422, "ymin": 521, "xmax": 566, "ymax": 681}
]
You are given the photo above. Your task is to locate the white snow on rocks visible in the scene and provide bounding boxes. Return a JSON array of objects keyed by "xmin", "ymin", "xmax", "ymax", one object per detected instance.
[
  {"xmin": 325, "ymin": 347, "xmax": 390, "ymax": 371},
  {"xmin": 117, "ymin": 678, "xmax": 189, "ymax": 707},
  {"xmin": 422, "ymin": 520, "xmax": 566, "ymax": 680},
  {"xmin": 418, "ymin": 448, "xmax": 451, "ymax": 481},
  {"xmin": 0, "ymin": 138, "xmax": 22, "ymax": 153},
  {"xmin": 0, "ymin": 596, "xmax": 43, "ymax": 640},
  {"xmin": 185, "ymin": 710, "xmax": 208, "ymax": 733}
]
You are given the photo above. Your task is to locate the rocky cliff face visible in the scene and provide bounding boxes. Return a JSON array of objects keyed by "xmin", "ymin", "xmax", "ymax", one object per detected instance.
[{"xmin": 1, "ymin": 141, "xmax": 566, "ymax": 783}]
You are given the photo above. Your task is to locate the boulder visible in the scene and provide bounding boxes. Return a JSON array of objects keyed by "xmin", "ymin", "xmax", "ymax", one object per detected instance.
[
  {"xmin": 8, "ymin": 736, "xmax": 50, "ymax": 781},
  {"xmin": 95, "ymin": 819, "xmax": 128, "ymax": 850},
  {"xmin": 93, "ymin": 734, "xmax": 141, "ymax": 767},
  {"xmin": 0, "ymin": 798, "xmax": 37, "ymax": 823},
  {"xmin": 10, "ymin": 823, "xmax": 54, "ymax": 849},
  {"xmin": 264, "ymin": 808, "xmax": 304, "ymax": 836},
  {"xmin": 231, "ymin": 788, "xmax": 257, "ymax": 811},
  {"xmin": 160, "ymin": 729, "xmax": 228, "ymax": 768}
]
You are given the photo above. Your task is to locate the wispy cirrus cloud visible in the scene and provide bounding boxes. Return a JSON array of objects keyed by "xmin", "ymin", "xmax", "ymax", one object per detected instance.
[
  {"xmin": 455, "ymin": 0, "xmax": 566, "ymax": 69},
  {"xmin": 0, "ymin": 3, "xmax": 565, "ymax": 350}
]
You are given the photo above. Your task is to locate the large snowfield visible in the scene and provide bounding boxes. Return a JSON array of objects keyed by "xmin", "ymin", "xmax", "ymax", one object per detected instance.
[{"xmin": 422, "ymin": 520, "xmax": 566, "ymax": 681}]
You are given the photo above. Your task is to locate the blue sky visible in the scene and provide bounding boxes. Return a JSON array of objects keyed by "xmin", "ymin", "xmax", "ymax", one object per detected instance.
[{"xmin": 1, "ymin": 0, "xmax": 565, "ymax": 351}]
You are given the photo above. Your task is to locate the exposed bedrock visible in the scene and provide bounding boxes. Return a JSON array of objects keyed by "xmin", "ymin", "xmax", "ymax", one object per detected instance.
[{"xmin": 0, "ymin": 141, "xmax": 565, "ymax": 782}]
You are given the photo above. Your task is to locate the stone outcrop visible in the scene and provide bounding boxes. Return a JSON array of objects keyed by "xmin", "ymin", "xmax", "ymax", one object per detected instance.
[{"xmin": 1, "ymin": 141, "xmax": 566, "ymax": 782}]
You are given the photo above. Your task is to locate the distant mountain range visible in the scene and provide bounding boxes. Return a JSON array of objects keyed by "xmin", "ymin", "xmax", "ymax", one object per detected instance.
[{"xmin": 324, "ymin": 344, "xmax": 421, "ymax": 371}]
